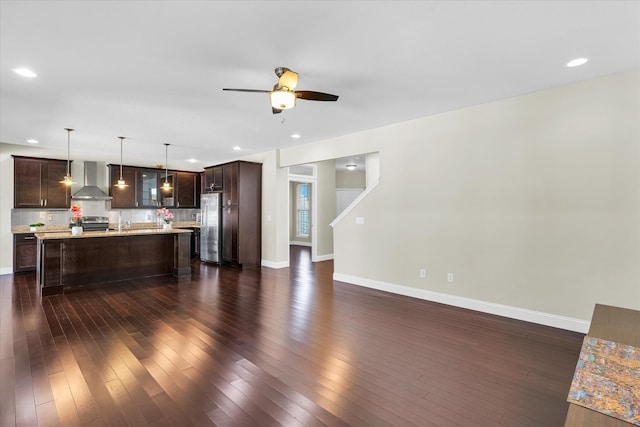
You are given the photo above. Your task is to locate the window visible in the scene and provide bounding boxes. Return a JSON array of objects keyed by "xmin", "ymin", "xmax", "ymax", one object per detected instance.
[{"xmin": 296, "ymin": 183, "xmax": 310, "ymax": 237}]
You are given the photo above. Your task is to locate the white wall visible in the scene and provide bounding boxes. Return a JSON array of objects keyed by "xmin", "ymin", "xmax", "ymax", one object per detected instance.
[
  {"xmin": 336, "ymin": 170, "xmax": 365, "ymax": 189},
  {"xmin": 248, "ymin": 150, "xmax": 290, "ymax": 269},
  {"xmin": 336, "ymin": 170, "xmax": 365, "ymax": 216},
  {"xmin": 278, "ymin": 69, "xmax": 640, "ymax": 326},
  {"xmin": 0, "ymin": 146, "xmax": 14, "ymax": 274},
  {"xmin": 314, "ymin": 159, "xmax": 336, "ymax": 259}
]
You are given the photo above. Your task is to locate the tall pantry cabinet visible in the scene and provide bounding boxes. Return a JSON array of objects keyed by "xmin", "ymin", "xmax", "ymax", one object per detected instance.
[{"xmin": 204, "ymin": 161, "xmax": 261, "ymax": 268}]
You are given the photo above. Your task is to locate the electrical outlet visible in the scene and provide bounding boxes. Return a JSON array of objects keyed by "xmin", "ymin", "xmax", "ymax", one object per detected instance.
[
  {"xmin": 47, "ymin": 214, "xmax": 53, "ymax": 222},
  {"xmin": 419, "ymin": 269, "xmax": 426, "ymax": 278},
  {"xmin": 447, "ymin": 273, "xmax": 454, "ymax": 283}
]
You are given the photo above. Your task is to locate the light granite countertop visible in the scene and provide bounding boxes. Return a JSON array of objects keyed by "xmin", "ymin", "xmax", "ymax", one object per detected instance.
[
  {"xmin": 12, "ymin": 221, "xmax": 200, "ymax": 234},
  {"xmin": 34, "ymin": 227, "xmax": 193, "ymax": 240}
]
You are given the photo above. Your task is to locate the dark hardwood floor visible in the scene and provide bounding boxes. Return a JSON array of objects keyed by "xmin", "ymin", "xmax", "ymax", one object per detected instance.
[{"xmin": 1, "ymin": 246, "xmax": 584, "ymax": 426}]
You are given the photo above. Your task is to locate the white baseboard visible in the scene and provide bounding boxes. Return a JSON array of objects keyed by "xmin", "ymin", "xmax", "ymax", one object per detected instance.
[
  {"xmin": 0, "ymin": 267, "xmax": 13, "ymax": 276},
  {"xmin": 314, "ymin": 253, "xmax": 334, "ymax": 262},
  {"xmin": 261, "ymin": 259, "xmax": 289, "ymax": 269},
  {"xmin": 333, "ymin": 273, "xmax": 590, "ymax": 333}
]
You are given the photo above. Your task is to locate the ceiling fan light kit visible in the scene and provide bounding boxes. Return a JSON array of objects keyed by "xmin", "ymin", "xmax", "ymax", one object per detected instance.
[
  {"xmin": 270, "ymin": 90, "xmax": 296, "ymax": 110},
  {"xmin": 224, "ymin": 67, "xmax": 338, "ymax": 114}
]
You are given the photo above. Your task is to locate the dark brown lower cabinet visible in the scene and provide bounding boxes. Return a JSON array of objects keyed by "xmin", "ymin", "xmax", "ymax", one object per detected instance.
[
  {"xmin": 37, "ymin": 232, "xmax": 191, "ymax": 295},
  {"xmin": 191, "ymin": 227, "xmax": 200, "ymax": 258},
  {"xmin": 14, "ymin": 233, "xmax": 37, "ymax": 272}
]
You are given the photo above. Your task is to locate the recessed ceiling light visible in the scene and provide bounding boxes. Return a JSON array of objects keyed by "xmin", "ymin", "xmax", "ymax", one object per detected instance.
[
  {"xmin": 13, "ymin": 68, "xmax": 37, "ymax": 77},
  {"xmin": 233, "ymin": 146, "xmax": 241, "ymax": 151},
  {"xmin": 26, "ymin": 139, "xmax": 39, "ymax": 144},
  {"xmin": 566, "ymin": 58, "xmax": 589, "ymax": 68},
  {"xmin": 290, "ymin": 133, "xmax": 301, "ymax": 139},
  {"xmin": 187, "ymin": 158, "xmax": 198, "ymax": 163},
  {"xmin": 345, "ymin": 164, "xmax": 357, "ymax": 171}
]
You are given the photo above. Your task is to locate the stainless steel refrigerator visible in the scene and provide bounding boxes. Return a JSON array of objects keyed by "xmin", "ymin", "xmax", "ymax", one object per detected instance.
[{"xmin": 200, "ymin": 193, "xmax": 221, "ymax": 263}]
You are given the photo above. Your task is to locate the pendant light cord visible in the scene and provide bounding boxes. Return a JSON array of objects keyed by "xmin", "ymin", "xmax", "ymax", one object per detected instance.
[
  {"xmin": 164, "ymin": 143, "xmax": 170, "ymax": 185},
  {"xmin": 118, "ymin": 137, "xmax": 125, "ymax": 180},
  {"xmin": 64, "ymin": 128, "xmax": 74, "ymax": 178}
]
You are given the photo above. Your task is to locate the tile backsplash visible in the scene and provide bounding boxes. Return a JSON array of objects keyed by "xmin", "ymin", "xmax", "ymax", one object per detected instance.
[{"xmin": 11, "ymin": 200, "xmax": 199, "ymax": 226}]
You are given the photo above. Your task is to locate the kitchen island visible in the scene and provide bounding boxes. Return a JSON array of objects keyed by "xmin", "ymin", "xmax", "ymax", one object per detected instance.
[{"xmin": 36, "ymin": 228, "xmax": 192, "ymax": 295}]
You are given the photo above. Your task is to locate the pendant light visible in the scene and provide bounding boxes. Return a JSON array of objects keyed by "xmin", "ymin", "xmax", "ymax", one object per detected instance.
[
  {"xmin": 60, "ymin": 128, "xmax": 75, "ymax": 185},
  {"xmin": 162, "ymin": 143, "xmax": 172, "ymax": 191},
  {"xmin": 115, "ymin": 136, "xmax": 128, "ymax": 188}
]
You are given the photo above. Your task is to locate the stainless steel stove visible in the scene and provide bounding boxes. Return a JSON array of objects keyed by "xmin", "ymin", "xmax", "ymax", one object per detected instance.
[{"xmin": 69, "ymin": 216, "xmax": 110, "ymax": 231}]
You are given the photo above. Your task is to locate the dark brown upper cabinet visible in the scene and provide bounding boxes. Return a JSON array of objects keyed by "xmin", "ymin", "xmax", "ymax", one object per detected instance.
[
  {"xmin": 175, "ymin": 171, "xmax": 200, "ymax": 208},
  {"xmin": 14, "ymin": 156, "xmax": 71, "ymax": 208},
  {"xmin": 109, "ymin": 164, "xmax": 137, "ymax": 208},
  {"xmin": 109, "ymin": 165, "xmax": 199, "ymax": 209},
  {"xmin": 202, "ymin": 165, "xmax": 223, "ymax": 193},
  {"xmin": 140, "ymin": 169, "xmax": 162, "ymax": 208}
]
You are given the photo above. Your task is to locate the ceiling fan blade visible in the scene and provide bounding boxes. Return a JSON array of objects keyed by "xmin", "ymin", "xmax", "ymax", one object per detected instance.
[
  {"xmin": 295, "ymin": 91, "xmax": 339, "ymax": 101},
  {"xmin": 222, "ymin": 88, "xmax": 271, "ymax": 93},
  {"xmin": 277, "ymin": 69, "xmax": 299, "ymax": 90},
  {"xmin": 272, "ymin": 107, "xmax": 283, "ymax": 115}
]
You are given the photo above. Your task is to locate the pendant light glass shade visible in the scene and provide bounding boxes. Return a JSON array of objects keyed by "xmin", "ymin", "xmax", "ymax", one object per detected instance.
[
  {"xmin": 162, "ymin": 143, "xmax": 172, "ymax": 191},
  {"xmin": 115, "ymin": 136, "xmax": 128, "ymax": 188},
  {"xmin": 60, "ymin": 128, "xmax": 75, "ymax": 185}
]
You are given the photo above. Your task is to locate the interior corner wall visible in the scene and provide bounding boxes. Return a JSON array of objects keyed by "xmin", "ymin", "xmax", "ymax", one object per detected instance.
[
  {"xmin": 314, "ymin": 159, "xmax": 336, "ymax": 258},
  {"xmin": 248, "ymin": 149, "xmax": 290, "ymax": 266},
  {"xmin": 286, "ymin": 69, "xmax": 640, "ymax": 322},
  {"xmin": 365, "ymin": 152, "xmax": 380, "ymax": 187},
  {"xmin": 0, "ymin": 145, "xmax": 15, "ymax": 274}
]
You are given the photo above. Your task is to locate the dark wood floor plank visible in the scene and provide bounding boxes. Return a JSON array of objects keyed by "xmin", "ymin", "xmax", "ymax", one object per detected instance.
[
  {"xmin": 104, "ymin": 378, "xmax": 150, "ymax": 427},
  {"xmin": 12, "ymin": 277, "xmax": 38, "ymax": 427},
  {"xmin": 48, "ymin": 371, "xmax": 81, "ymax": 427},
  {"xmin": 0, "ymin": 276, "xmax": 15, "ymax": 427},
  {"xmin": 1, "ymin": 246, "xmax": 584, "ymax": 426},
  {"xmin": 180, "ymin": 365, "xmax": 267, "ymax": 426},
  {"xmin": 0, "ymin": 355, "xmax": 16, "ymax": 426},
  {"xmin": 51, "ymin": 336, "xmax": 101, "ymax": 426},
  {"xmin": 139, "ymin": 357, "xmax": 216, "ymax": 426},
  {"xmin": 35, "ymin": 399, "xmax": 60, "ymax": 427}
]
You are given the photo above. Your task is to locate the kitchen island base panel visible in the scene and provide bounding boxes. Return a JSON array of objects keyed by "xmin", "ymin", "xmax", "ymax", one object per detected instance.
[{"xmin": 37, "ymin": 231, "xmax": 191, "ymax": 295}]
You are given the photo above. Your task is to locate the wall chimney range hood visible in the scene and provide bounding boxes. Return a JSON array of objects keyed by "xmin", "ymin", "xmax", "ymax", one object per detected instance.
[{"xmin": 72, "ymin": 161, "xmax": 112, "ymax": 200}]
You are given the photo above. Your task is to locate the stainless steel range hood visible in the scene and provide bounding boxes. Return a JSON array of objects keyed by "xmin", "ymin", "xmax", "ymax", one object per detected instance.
[{"xmin": 72, "ymin": 161, "xmax": 112, "ymax": 200}]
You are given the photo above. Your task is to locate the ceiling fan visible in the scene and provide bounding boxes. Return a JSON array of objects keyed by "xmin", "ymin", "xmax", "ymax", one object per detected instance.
[{"xmin": 223, "ymin": 67, "xmax": 339, "ymax": 114}]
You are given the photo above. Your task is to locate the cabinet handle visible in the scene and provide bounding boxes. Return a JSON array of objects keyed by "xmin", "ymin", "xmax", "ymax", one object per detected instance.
[
  {"xmin": 135, "ymin": 200, "xmax": 138, "ymax": 207},
  {"xmin": 44, "ymin": 199, "xmax": 47, "ymax": 207},
  {"xmin": 23, "ymin": 236, "xmax": 35, "ymax": 240}
]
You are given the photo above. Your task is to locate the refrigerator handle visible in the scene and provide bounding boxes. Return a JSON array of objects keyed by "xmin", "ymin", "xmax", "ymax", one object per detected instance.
[{"xmin": 202, "ymin": 203, "xmax": 207, "ymax": 227}]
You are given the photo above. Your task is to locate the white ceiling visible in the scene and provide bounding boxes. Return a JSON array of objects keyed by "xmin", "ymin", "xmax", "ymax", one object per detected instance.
[{"xmin": 1, "ymin": 1, "xmax": 639, "ymax": 172}]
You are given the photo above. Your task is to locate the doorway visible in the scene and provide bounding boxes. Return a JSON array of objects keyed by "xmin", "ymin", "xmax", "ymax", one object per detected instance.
[{"xmin": 288, "ymin": 164, "xmax": 318, "ymax": 262}]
